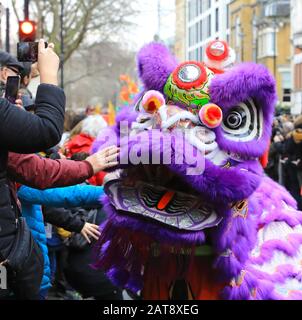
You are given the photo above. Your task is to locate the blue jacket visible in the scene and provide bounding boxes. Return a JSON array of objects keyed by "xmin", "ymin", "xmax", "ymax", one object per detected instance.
[{"xmin": 18, "ymin": 184, "xmax": 104, "ymax": 291}]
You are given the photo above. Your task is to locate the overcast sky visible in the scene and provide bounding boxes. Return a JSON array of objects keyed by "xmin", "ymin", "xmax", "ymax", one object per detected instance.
[
  {"xmin": 0, "ymin": 0, "xmax": 176, "ymax": 52},
  {"xmin": 131, "ymin": 0, "xmax": 176, "ymax": 49}
]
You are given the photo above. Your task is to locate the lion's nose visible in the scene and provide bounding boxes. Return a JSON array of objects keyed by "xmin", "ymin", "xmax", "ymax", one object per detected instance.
[{"xmin": 199, "ymin": 103, "xmax": 222, "ymax": 129}]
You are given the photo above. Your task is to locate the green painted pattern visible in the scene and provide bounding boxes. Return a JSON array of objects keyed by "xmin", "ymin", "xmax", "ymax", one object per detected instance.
[{"xmin": 163, "ymin": 67, "xmax": 215, "ymax": 113}]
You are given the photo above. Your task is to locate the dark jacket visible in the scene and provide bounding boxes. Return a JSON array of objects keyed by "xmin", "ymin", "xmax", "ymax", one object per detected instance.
[
  {"xmin": 0, "ymin": 83, "xmax": 65, "ymax": 258},
  {"xmin": 274, "ymin": 136, "xmax": 302, "ymax": 210},
  {"xmin": 44, "ymin": 207, "xmax": 86, "ymax": 234},
  {"xmin": 64, "ymin": 208, "xmax": 122, "ymax": 300},
  {"xmin": 275, "ymin": 137, "xmax": 302, "ymax": 163}
]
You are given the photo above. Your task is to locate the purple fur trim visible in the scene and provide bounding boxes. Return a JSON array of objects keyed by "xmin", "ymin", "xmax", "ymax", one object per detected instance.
[
  {"xmin": 248, "ymin": 264, "xmax": 300, "ymax": 283},
  {"xmin": 137, "ymin": 42, "xmax": 178, "ymax": 92},
  {"xmin": 288, "ymin": 291, "xmax": 302, "ymax": 300},
  {"xmin": 210, "ymin": 197, "xmax": 263, "ymax": 299},
  {"xmin": 250, "ymin": 234, "xmax": 302, "ymax": 265},
  {"xmin": 255, "ymin": 177, "xmax": 297, "ymax": 209},
  {"xmin": 259, "ymin": 208, "xmax": 302, "ymax": 228},
  {"xmin": 246, "ymin": 264, "xmax": 302, "ymax": 299}
]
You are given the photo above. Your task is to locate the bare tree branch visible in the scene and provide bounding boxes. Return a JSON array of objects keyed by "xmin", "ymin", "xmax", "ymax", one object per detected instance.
[{"xmin": 11, "ymin": 0, "xmax": 21, "ymax": 21}]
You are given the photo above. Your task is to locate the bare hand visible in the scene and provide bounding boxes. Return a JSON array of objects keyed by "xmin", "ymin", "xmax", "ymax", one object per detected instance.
[
  {"xmin": 81, "ymin": 223, "xmax": 101, "ymax": 244},
  {"xmin": 86, "ymin": 146, "xmax": 119, "ymax": 174},
  {"xmin": 15, "ymin": 97, "xmax": 23, "ymax": 109},
  {"xmin": 273, "ymin": 134, "xmax": 284, "ymax": 143},
  {"xmin": 38, "ymin": 39, "xmax": 59, "ymax": 86}
]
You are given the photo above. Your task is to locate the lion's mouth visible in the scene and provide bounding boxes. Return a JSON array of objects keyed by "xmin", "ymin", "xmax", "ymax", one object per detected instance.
[{"xmin": 104, "ymin": 165, "xmax": 223, "ymax": 232}]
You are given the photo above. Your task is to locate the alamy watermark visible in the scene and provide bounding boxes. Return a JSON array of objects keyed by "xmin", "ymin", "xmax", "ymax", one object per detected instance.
[{"xmin": 101, "ymin": 121, "xmax": 207, "ymax": 176}]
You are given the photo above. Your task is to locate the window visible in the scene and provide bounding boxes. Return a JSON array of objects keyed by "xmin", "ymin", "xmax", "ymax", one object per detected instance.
[
  {"xmin": 189, "ymin": 0, "xmax": 199, "ymax": 21},
  {"xmin": 196, "ymin": 22, "xmax": 199, "ymax": 43},
  {"xmin": 235, "ymin": 17, "xmax": 241, "ymax": 47},
  {"xmin": 202, "ymin": 18, "xmax": 207, "ymax": 41},
  {"xmin": 199, "ymin": 0, "xmax": 203, "ymax": 14},
  {"xmin": 199, "ymin": 46, "xmax": 203, "ymax": 61},
  {"xmin": 226, "ymin": 4, "xmax": 229, "ymax": 29},
  {"xmin": 202, "ymin": 0, "xmax": 209, "ymax": 12},
  {"xmin": 199, "ymin": 20, "xmax": 203, "ymax": 41},
  {"xmin": 208, "ymin": 14, "xmax": 212, "ymax": 37},
  {"xmin": 279, "ymin": 70, "xmax": 291, "ymax": 103},
  {"xmin": 258, "ymin": 29, "xmax": 276, "ymax": 58},
  {"xmin": 189, "ymin": 25, "xmax": 197, "ymax": 46},
  {"xmin": 192, "ymin": 0, "xmax": 197, "ymax": 19},
  {"xmin": 197, "ymin": 0, "xmax": 200, "ymax": 16},
  {"xmin": 215, "ymin": 8, "xmax": 219, "ymax": 32},
  {"xmin": 283, "ymin": 89, "xmax": 291, "ymax": 103}
]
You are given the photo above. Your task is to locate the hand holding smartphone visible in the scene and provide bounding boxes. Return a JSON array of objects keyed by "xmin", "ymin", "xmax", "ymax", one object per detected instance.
[
  {"xmin": 17, "ymin": 39, "xmax": 59, "ymax": 86},
  {"xmin": 17, "ymin": 41, "xmax": 48, "ymax": 63},
  {"xmin": 5, "ymin": 76, "xmax": 21, "ymax": 104}
]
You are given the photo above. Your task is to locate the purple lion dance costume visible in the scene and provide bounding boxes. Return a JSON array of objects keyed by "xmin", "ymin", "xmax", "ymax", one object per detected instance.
[{"xmin": 92, "ymin": 40, "xmax": 302, "ymax": 300}]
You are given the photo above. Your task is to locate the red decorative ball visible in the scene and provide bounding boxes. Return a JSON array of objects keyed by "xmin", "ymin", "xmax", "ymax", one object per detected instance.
[
  {"xmin": 199, "ymin": 103, "xmax": 223, "ymax": 128},
  {"xmin": 206, "ymin": 40, "xmax": 229, "ymax": 62}
]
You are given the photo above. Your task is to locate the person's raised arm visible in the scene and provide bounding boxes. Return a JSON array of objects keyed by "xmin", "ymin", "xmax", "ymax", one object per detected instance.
[
  {"xmin": 8, "ymin": 146, "xmax": 119, "ymax": 189},
  {"xmin": 0, "ymin": 40, "xmax": 65, "ymax": 153}
]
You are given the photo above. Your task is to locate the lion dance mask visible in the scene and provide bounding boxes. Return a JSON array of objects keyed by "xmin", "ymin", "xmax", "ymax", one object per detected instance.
[{"xmin": 92, "ymin": 41, "xmax": 302, "ymax": 300}]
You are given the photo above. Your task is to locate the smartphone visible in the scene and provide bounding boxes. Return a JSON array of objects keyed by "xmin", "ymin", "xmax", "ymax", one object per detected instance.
[
  {"xmin": 17, "ymin": 41, "xmax": 48, "ymax": 62},
  {"xmin": 5, "ymin": 76, "xmax": 21, "ymax": 104}
]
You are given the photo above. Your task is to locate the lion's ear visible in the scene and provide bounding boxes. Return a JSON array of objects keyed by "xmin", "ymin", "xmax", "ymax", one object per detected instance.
[{"xmin": 137, "ymin": 42, "xmax": 178, "ymax": 92}]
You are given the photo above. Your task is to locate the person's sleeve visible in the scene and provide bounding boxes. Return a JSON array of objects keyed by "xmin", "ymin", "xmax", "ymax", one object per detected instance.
[
  {"xmin": 18, "ymin": 184, "xmax": 104, "ymax": 207},
  {"xmin": 0, "ymin": 84, "xmax": 65, "ymax": 153},
  {"xmin": 283, "ymin": 137, "xmax": 297, "ymax": 155},
  {"xmin": 274, "ymin": 141, "xmax": 285, "ymax": 154},
  {"xmin": 8, "ymin": 152, "xmax": 93, "ymax": 189},
  {"xmin": 43, "ymin": 207, "xmax": 85, "ymax": 233}
]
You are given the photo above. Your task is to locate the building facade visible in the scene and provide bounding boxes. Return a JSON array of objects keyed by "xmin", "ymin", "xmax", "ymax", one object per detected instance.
[
  {"xmin": 291, "ymin": 0, "xmax": 302, "ymax": 115},
  {"xmin": 175, "ymin": 0, "xmax": 187, "ymax": 60},
  {"xmin": 229, "ymin": 0, "xmax": 291, "ymax": 108},
  {"xmin": 176, "ymin": 0, "xmax": 292, "ymax": 109},
  {"xmin": 175, "ymin": 0, "xmax": 231, "ymax": 61}
]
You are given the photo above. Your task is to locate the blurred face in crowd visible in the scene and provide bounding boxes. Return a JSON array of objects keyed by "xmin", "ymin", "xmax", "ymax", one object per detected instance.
[
  {"xmin": 22, "ymin": 74, "xmax": 32, "ymax": 87},
  {"xmin": 273, "ymin": 119, "xmax": 279, "ymax": 127},
  {"xmin": 0, "ymin": 66, "xmax": 20, "ymax": 84}
]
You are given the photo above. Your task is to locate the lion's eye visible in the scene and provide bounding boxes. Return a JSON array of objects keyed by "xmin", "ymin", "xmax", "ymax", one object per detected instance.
[
  {"xmin": 224, "ymin": 109, "xmax": 246, "ymax": 129},
  {"xmin": 178, "ymin": 64, "xmax": 201, "ymax": 83},
  {"xmin": 221, "ymin": 100, "xmax": 263, "ymax": 142}
]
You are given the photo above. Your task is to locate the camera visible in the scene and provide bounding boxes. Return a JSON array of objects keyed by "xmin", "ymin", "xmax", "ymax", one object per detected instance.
[{"xmin": 17, "ymin": 42, "xmax": 48, "ymax": 63}]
